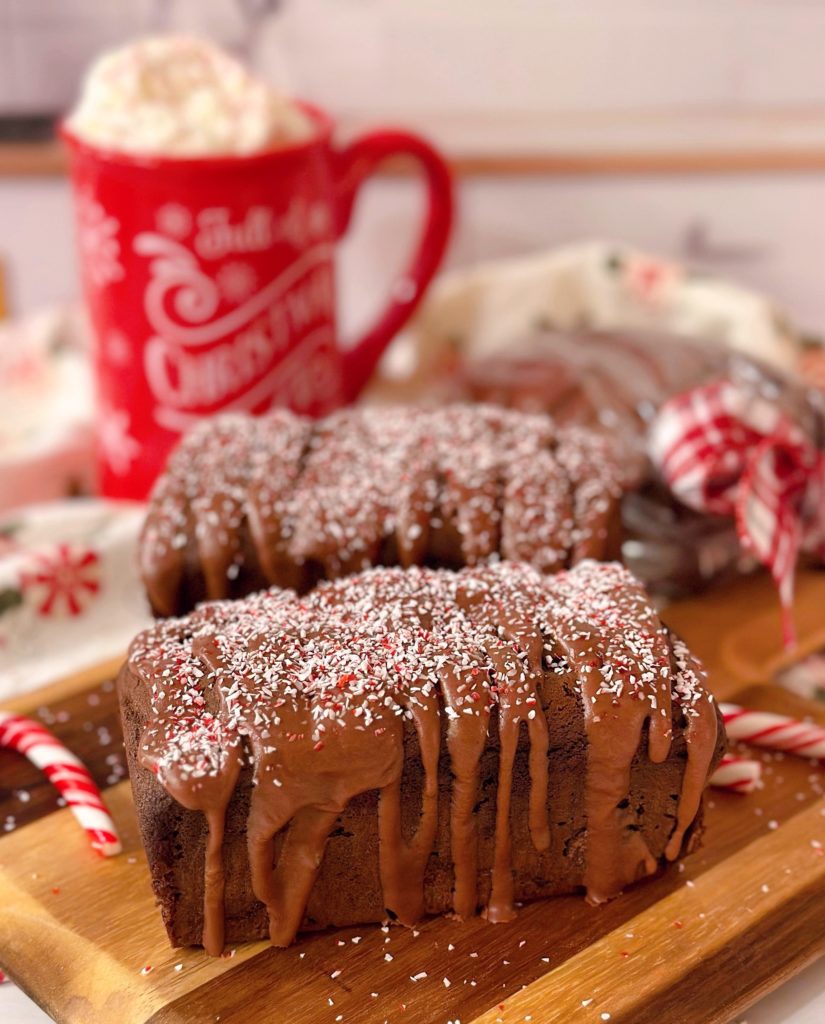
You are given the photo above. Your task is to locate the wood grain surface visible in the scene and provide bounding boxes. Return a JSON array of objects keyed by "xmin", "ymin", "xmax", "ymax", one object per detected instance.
[
  {"xmin": 14, "ymin": 140, "xmax": 825, "ymax": 178},
  {"xmin": 1, "ymin": 577, "xmax": 825, "ymax": 1024},
  {"xmin": 663, "ymin": 569, "xmax": 825, "ymax": 696}
]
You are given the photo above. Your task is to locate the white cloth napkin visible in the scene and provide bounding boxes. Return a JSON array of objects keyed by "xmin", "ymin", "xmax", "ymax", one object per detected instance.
[
  {"xmin": 0, "ymin": 499, "xmax": 151, "ymax": 700},
  {"xmin": 407, "ymin": 240, "xmax": 800, "ymax": 377}
]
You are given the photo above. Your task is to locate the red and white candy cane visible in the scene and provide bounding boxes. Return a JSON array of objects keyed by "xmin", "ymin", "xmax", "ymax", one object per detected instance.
[
  {"xmin": 0, "ymin": 711, "xmax": 121, "ymax": 856},
  {"xmin": 721, "ymin": 703, "xmax": 825, "ymax": 761},
  {"xmin": 709, "ymin": 754, "xmax": 763, "ymax": 794}
]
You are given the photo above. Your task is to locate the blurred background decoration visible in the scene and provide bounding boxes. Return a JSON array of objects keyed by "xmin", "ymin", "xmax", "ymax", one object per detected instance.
[{"xmin": 3, "ymin": 0, "xmax": 825, "ymax": 343}]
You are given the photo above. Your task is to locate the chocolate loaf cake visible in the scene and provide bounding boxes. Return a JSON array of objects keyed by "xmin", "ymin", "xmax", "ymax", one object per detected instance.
[
  {"xmin": 139, "ymin": 404, "xmax": 626, "ymax": 616},
  {"xmin": 119, "ymin": 559, "xmax": 725, "ymax": 954}
]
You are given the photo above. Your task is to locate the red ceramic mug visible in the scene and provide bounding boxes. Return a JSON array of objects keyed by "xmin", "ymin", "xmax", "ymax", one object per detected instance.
[{"xmin": 61, "ymin": 103, "xmax": 453, "ymax": 500}]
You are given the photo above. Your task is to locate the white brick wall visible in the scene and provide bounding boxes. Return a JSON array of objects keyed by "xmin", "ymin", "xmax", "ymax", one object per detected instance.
[{"xmin": 7, "ymin": 0, "xmax": 825, "ymax": 129}]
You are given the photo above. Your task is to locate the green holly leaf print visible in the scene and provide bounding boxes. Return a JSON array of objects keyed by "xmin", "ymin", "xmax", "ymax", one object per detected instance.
[
  {"xmin": 0, "ymin": 520, "xmax": 22, "ymax": 540},
  {"xmin": 0, "ymin": 587, "xmax": 23, "ymax": 616}
]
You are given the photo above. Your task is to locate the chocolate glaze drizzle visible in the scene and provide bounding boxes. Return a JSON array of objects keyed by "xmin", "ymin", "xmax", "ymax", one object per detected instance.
[
  {"xmin": 139, "ymin": 405, "xmax": 626, "ymax": 616},
  {"xmin": 128, "ymin": 560, "xmax": 720, "ymax": 954}
]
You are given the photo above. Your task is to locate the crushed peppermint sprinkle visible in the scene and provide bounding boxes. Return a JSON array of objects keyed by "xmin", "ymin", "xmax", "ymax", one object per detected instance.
[
  {"xmin": 141, "ymin": 405, "xmax": 626, "ymax": 614},
  {"xmin": 128, "ymin": 559, "xmax": 701, "ymax": 783},
  {"xmin": 670, "ymin": 638, "xmax": 710, "ymax": 719}
]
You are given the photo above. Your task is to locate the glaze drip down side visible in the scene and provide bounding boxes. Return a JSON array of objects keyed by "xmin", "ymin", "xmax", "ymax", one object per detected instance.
[{"xmin": 122, "ymin": 560, "xmax": 723, "ymax": 952}]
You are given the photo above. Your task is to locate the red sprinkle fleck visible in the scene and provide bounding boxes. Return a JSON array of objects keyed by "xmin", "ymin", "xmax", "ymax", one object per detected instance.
[
  {"xmin": 673, "ymin": 920, "xmax": 684, "ymax": 929},
  {"xmin": 51, "ymin": 887, "xmax": 61, "ymax": 895}
]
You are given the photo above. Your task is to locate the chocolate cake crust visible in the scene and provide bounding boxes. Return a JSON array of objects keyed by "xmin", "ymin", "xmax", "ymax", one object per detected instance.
[{"xmin": 120, "ymin": 560, "xmax": 724, "ymax": 954}]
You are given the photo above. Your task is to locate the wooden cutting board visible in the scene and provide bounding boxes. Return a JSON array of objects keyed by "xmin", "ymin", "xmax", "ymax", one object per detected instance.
[{"xmin": 2, "ymin": 573, "xmax": 825, "ymax": 1024}]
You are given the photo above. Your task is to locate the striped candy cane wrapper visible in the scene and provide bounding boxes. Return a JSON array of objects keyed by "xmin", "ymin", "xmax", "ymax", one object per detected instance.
[
  {"xmin": 650, "ymin": 379, "xmax": 825, "ymax": 649},
  {"xmin": 0, "ymin": 711, "xmax": 121, "ymax": 856},
  {"xmin": 721, "ymin": 703, "xmax": 825, "ymax": 761},
  {"xmin": 709, "ymin": 753, "xmax": 763, "ymax": 794}
]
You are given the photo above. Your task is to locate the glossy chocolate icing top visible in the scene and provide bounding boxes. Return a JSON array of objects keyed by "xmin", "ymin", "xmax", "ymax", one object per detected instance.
[
  {"xmin": 139, "ymin": 405, "xmax": 626, "ymax": 615},
  {"xmin": 128, "ymin": 559, "xmax": 719, "ymax": 954}
]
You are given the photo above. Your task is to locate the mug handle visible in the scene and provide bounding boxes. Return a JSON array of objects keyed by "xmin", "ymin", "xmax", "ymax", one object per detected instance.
[{"xmin": 332, "ymin": 129, "xmax": 454, "ymax": 402}]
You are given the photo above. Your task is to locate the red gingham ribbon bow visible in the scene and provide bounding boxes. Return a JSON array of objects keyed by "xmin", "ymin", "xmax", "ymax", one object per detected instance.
[{"xmin": 649, "ymin": 379, "xmax": 825, "ymax": 647}]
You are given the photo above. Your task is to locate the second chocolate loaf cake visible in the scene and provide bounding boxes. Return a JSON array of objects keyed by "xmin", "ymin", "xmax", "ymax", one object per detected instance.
[{"xmin": 139, "ymin": 404, "xmax": 626, "ymax": 616}]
